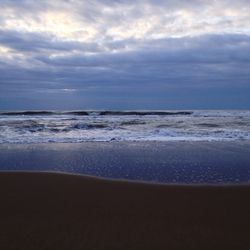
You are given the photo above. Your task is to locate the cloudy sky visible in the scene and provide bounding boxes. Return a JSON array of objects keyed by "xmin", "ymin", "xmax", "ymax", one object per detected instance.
[{"xmin": 0, "ymin": 0, "xmax": 250, "ymax": 110}]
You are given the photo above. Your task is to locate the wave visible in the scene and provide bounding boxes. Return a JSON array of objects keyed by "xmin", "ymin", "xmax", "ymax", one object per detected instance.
[
  {"xmin": 0, "ymin": 111, "xmax": 55, "ymax": 116},
  {"xmin": 0, "ymin": 110, "xmax": 193, "ymax": 116},
  {"xmin": 98, "ymin": 111, "xmax": 193, "ymax": 116},
  {"xmin": 64, "ymin": 111, "xmax": 89, "ymax": 116},
  {"xmin": 120, "ymin": 120, "xmax": 146, "ymax": 125},
  {"xmin": 0, "ymin": 111, "xmax": 89, "ymax": 116},
  {"xmin": 72, "ymin": 123, "xmax": 108, "ymax": 129},
  {"xmin": 0, "ymin": 110, "xmax": 249, "ymax": 143},
  {"xmin": 197, "ymin": 123, "xmax": 221, "ymax": 128}
]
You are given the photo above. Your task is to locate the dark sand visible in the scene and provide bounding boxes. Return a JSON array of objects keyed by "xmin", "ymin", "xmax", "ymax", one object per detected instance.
[{"xmin": 0, "ymin": 172, "xmax": 250, "ymax": 250}]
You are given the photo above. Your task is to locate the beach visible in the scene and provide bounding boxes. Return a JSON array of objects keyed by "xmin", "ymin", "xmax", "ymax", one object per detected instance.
[
  {"xmin": 0, "ymin": 171, "xmax": 250, "ymax": 250},
  {"xmin": 0, "ymin": 141, "xmax": 250, "ymax": 249},
  {"xmin": 1, "ymin": 0, "xmax": 250, "ymax": 247},
  {"xmin": 0, "ymin": 141, "xmax": 250, "ymax": 183}
]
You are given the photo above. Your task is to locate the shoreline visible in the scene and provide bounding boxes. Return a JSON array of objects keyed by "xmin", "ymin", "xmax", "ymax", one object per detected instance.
[
  {"xmin": 0, "ymin": 170, "xmax": 250, "ymax": 186},
  {"xmin": 0, "ymin": 171, "xmax": 250, "ymax": 249},
  {"xmin": 0, "ymin": 141, "xmax": 249, "ymax": 184}
]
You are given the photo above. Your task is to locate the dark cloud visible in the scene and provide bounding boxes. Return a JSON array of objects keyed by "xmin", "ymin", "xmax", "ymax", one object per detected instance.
[
  {"xmin": 33, "ymin": 34, "xmax": 250, "ymax": 67},
  {"xmin": 1, "ymin": 34, "xmax": 250, "ymax": 100}
]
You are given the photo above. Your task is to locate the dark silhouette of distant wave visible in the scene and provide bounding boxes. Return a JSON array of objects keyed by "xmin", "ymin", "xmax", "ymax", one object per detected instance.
[
  {"xmin": 0, "ymin": 111, "xmax": 89, "ymax": 116},
  {"xmin": 0, "ymin": 110, "xmax": 193, "ymax": 116},
  {"xmin": 98, "ymin": 111, "xmax": 193, "ymax": 116},
  {"xmin": 0, "ymin": 111, "xmax": 55, "ymax": 116}
]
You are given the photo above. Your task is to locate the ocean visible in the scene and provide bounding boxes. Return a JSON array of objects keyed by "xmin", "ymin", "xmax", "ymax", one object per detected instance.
[
  {"xmin": 1, "ymin": 110, "xmax": 249, "ymax": 183},
  {"xmin": 0, "ymin": 110, "xmax": 249, "ymax": 143}
]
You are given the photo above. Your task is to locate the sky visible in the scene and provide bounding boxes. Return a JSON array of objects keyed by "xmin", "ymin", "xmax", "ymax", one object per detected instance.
[{"xmin": 0, "ymin": 0, "xmax": 250, "ymax": 110}]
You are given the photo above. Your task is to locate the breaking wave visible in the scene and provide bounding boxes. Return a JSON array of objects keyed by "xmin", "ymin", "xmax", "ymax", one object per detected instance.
[{"xmin": 0, "ymin": 110, "xmax": 249, "ymax": 143}]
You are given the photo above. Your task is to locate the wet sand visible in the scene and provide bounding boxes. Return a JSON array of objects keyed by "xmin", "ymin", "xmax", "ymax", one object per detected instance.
[{"xmin": 0, "ymin": 172, "xmax": 250, "ymax": 250}]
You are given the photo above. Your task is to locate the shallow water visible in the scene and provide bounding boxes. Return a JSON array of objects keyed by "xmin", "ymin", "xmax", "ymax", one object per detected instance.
[{"xmin": 0, "ymin": 141, "xmax": 249, "ymax": 184}]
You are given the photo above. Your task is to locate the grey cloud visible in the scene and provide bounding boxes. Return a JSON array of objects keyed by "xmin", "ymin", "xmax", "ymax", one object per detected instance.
[
  {"xmin": 0, "ymin": 29, "xmax": 102, "ymax": 53},
  {"xmin": 1, "ymin": 0, "xmax": 250, "ymax": 109},
  {"xmin": 1, "ymin": 34, "xmax": 250, "ymax": 91},
  {"xmin": 34, "ymin": 34, "xmax": 250, "ymax": 68}
]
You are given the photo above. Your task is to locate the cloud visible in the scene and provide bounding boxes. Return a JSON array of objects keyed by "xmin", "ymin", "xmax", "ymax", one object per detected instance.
[
  {"xmin": 0, "ymin": 0, "xmax": 250, "ymax": 109},
  {"xmin": 0, "ymin": 29, "xmax": 103, "ymax": 53}
]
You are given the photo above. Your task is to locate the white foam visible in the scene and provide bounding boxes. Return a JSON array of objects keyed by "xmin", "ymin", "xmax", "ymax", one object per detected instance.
[{"xmin": 0, "ymin": 110, "xmax": 249, "ymax": 143}]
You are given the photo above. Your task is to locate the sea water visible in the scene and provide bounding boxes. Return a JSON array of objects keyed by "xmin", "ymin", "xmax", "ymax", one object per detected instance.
[{"xmin": 0, "ymin": 110, "xmax": 249, "ymax": 143}]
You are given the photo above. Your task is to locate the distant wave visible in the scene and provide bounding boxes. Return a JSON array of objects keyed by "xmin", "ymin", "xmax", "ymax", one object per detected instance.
[
  {"xmin": 72, "ymin": 123, "xmax": 108, "ymax": 129},
  {"xmin": 64, "ymin": 111, "xmax": 89, "ymax": 116},
  {"xmin": 98, "ymin": 111, "xmax": 193, "ymax": 116},
  {"xmin": 0, "ymin": 111, "xmax": 56, "ymax": 116},
  {"xmin": 0, "ymin": 111, "xmax": 88, "ymax": 116},
  {"xmin": 0, "ymin": 110, "xmax": 193, "ymax": 116}
]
